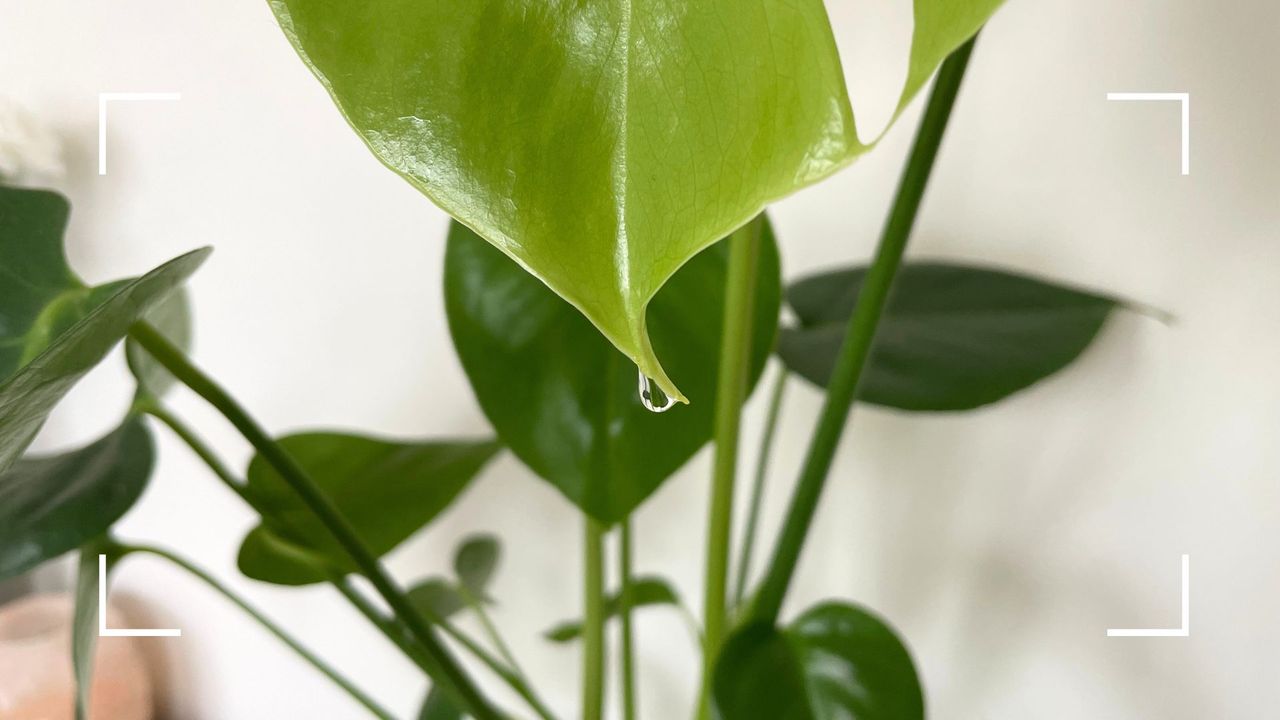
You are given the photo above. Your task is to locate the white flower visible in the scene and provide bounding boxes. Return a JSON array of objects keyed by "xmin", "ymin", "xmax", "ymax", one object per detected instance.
[{"xmin": 0, "ymin": 99, "xmax": 64, "ymax": 187}]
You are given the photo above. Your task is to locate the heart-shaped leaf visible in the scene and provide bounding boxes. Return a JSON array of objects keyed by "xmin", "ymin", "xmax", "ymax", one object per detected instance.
[
  {"xmin": 267, "ymin": 0, "xmax": 853, "ymax": 403},
  {"xmin": 237, "ymin": 433, "xmax": 500, "ymax": 585},
  {"xmin": 267, "ymin": 1, "xmax": 1003, "ymax": 402},
  {"xmin": 0, "ymin": 419, "xmax": 154, "ymax": 580},
  {"xmin": 445, "ymin": 218, "xmax": 780, "ymax": 523},
  {"xmin": 777, "ymin": 262, "xmax": 1119, "ymax": 411},
  {"xmin": 544, "ymin": 576, "xmax": 682, "ymax": 643},
  {"xmin": 714, "ymin": 602, "xmax": 924, "ymax": 720}
]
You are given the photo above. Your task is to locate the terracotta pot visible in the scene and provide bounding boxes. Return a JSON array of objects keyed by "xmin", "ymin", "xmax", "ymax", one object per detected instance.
[{"xmin": 0, "ymin": 594, "xmax": 151, "ymax": 720}]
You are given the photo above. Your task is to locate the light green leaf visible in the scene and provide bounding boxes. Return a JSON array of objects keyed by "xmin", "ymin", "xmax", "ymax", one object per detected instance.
[
  {"xmin": 544, "ymin": 576, "xmax": 681, "ymax": 643},
  {"xmin": 237, "ymin": 434, "xmax": 500, "ymax": 585},
  {"xmin": 777, "ymin": 262, "xmax": 1119, "ymax": 411},
  {"xmin": 445, "ymin": 218, "xmax": 780, "ymax": 523},
  {"xmin": 0, "ymin": 419, "xmax": 154, "ymax": 580},
  {"xmin": 0, "ymin": 246, "xmax": 210, "ymax": 475},
  {"xmin": 126, "ymin": 288, "xmax": 192, "ymax": 399},
  {"xmin": 898, "ymin": 0, "xmax": 1007, "ymax": 115},
  {"xmin": 267, "ymin": 0, "xmax": 857, "ymax": 403},
  {"xmin": 419, "ymin": 686, "xmax": 463, "ymax": 720},
  {"xmin": 713, "ymin": 602, "xmax": 924, "ymax": 720}
]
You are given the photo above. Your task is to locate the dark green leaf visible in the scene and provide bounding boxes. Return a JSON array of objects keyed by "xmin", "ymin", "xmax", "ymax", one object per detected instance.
[
  {"xmin": 778, "ymin": 262, "xmax": 1118, "ymax": 411},
  {"xmin": 419, "ymin": 685, "xmax": 463, "ymax": 720},
  {"xmin": 544, "ymin": 576, "xmax": 681, "ymax": 643},
  {"xmin": 126, "ymin": 288, "xmax": 192, "ymax": 399},
  {"xmin": 267, "ymin": 0, "xmax": 858, "ymax": 403},
  {"xmin": 237, "ymin": 434, "xmax": 500, "ymax": 585},
  {"xmin": 408, "ymin": 578, "xmax": 469, "ymax": 621},
  {"xmin": 0, "ymin": 419, "xmax": 154, "ymax": 580},
  {"xmin": 445, "ymin": 218, "xmax": 780, "ymax": 523},
  {"xmin": 713, "ymin": 602, "xmax": 924, "ymax": 720},
  {"xmin": 0, "ymin": 247, "xmax": 210, "ymax": 474},
  {"xmin": 453, "ymin": 534, "xmax": 499, "ymax": 596}
]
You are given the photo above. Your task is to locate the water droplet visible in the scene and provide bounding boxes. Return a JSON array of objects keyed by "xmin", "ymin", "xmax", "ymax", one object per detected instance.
[{"xmin": 637, "ymin": 370, "xmax": 676, "ymax": 413}]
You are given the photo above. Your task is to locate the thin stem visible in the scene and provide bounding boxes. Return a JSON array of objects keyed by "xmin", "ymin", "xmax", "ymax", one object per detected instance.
[
  {"xmin": 732, "ymin": 368, "xmax": 788, "ymax": 607},
  {"xmin": 337, "ymin": 580, "xmax": 559, "ymax": 720},
  {"xmin": 619, "ymin": 519, "xmax": 637, "ymax": 720},
  {"xmin": 582, "ymin": 518, "xmax": 606, "ymax": 720},
  {"xmin": 116, "ymin": 543, "xmax": 394, "ymax": 720},
  {"xmin": 140, "ymin": 402, "xmax": 252, "ymax": 505},
  {"xmin": 751, "ymin": 37, "xmax": 979, "ymax": 625},
  {"xmin": 461, "ymin": 587, "xmax": 526, "ymax": 684},
  {"xmin": 128, "ymin": 322, "xmax": 500, "ymax": 720},
  {"xmin": 700, "ymin": 216, "xmax": 763, "ymax": 714}
]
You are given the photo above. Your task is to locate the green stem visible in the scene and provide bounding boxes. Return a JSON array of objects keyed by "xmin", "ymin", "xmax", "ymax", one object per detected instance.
[
  {"xmin": 751, "ymin": 38, "xmax": 978, "ymax": 625},
  {"xmin": 128, "ymin": 323, "xmax": 500, "ymax": 720},
  {"xmin": 732, "ymin": 368, "xmax": 787, "ymax": 607},
  {"xmin": 700, "ymin": 216, "xmax": 763, "ymax": 714},
  {"xmin": 115, "ymin": 543, "xmax": 394, "ymax": 720},
  {"xmin": 619, "ymin": 518, "xmax": 637, "ymax": 720},
  {"xmin": 461, "ymin": 588, "xmax": 526, "ymax": 683},
  {"xmin": 582, "ymin": 518, "xmax": 606, "ymax": 720},
  {"xmin": 139, "ymin": 402, "xmax": 253, "ymax": 505}
]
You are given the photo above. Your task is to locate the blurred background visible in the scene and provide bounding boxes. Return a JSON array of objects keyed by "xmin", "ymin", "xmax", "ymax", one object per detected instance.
[{"xmin": 2, "ymin": 0, "xmax": 1278, "ymax": 717}]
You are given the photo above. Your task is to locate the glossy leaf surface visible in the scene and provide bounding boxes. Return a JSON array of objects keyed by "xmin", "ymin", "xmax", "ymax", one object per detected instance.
[
  {"xmin": 0, "ymin": 419, "xmax": 154, "ymax": 580},
  {"xmin": 777, "ymin": 262, "xmax": 1118, "ymax": 411},
  {"xmin": 0, "ymin": 246, "xmax": 209, "ymax": 474},
  {"xmin": 714, "ymin": 602, "xmax": 923, "ymax": 720},
  {"xmin": 445, "ymin": 219, "xmax": 780, "ymax": 523},
  {"xmin": 545, "ymin": 576, "xmax": 680, "ymax": 642},
  {"xmin": 268, "ymin": 0, "xmax": 856, "ymax": 402},
  {"xmin": 238, "ymin": 433, "xmax": 500, "ymax": 585}
]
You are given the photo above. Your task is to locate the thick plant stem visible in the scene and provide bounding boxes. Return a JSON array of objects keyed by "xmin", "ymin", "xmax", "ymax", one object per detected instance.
[
  {"xmin": 751, "ymin": 37, "xmax": 978, "ymax": 625},
  {"xmin": 700, "ymin": 217, "xmax": 763, "ymax": 709},
  {"xmin": 582, "ymin": 518, "xmax": 607, "ymax": 720},
  {"xmin": 127, "ymin": 323, "xmax": 500, "ymax": 720},
  {"xmin": 619, "ymin": 519, "xmax": 637, "ymax": 720},
  {"xmin": 116, "ymin": 543, "xmax": 394, "ymax": 720},
  {"xmin": 732, "ymin": 368, "xmax": 788, "ymax": 607}
]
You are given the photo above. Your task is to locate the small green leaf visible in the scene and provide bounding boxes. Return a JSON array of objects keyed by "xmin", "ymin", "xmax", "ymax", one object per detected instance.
[
  {"xmin": 445, "ymin": 217, "xmax": 780, "ymax": 523},
  {"xmin": 0, "ymin": 419, "xmax": 154, "ymax": 580},
  {"xmin": 0, "ymin": 247, "xmax": 210, "ymax": 474},
  {"xmin": 126, "ymin": 288, "xmax": 192, "ymax": 399},
  {"xmin": 453, "ymin": 534, "xmax": 499, "ymax": 596},
  {"xmin": 713, "ymin": 602, "xmax": 924, "ymax": 720},
  {"xmin": 544, "ymin": 576, "xmax": 681, "ymax": 643},
  {"xmin": 419, "ymin": 685, "xmax": 463, "ymax": 720},
  {"xmin": 237, "ymin": 434, "xmax": 500, "ymax": 585},
  {"xmin": 408, "ymin": 578, "xmax": 469, "ymax": 621},
  {"xmin": 777, "ymin": 262, "xmax": 1119, "ymax": 411}
]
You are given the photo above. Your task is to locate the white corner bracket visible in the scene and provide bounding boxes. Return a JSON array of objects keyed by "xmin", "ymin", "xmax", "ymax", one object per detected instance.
[
  {"xmin": 1105, "ymin": 92, "xmax": 1190, "ymax": 175},
  {"xmin": 1106, "ymin": 554, "xmax": 1190, "ymax": 638},
  {"xmin": 97, "ymin": 92, "xmax": 182, "ymax": 175},
  {"xmin": 98, "ymin": 554, "xmax": 182, "ymax": 638}
]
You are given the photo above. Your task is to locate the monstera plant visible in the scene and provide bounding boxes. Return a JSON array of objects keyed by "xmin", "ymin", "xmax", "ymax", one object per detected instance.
[{"xmin": 0, "ymin": 1, "xmax": 1151, "ymax": 718}]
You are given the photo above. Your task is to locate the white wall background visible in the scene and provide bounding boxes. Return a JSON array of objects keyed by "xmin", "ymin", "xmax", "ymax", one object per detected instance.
[{"xmin": 3, "ymin": 0, "xmax": 1279, "ymax": 717}]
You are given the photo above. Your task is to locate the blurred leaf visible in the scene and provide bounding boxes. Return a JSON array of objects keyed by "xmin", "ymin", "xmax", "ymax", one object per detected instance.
[
  {"xmin": 545, "ymin": 576, "xmax": 681, "ymax": 643},
  {"xmin": 408, "ymin": 578, "xmax": 469, "ymax": 621},
  {"xmin": 445, "ymin": 217, "xmax": 780, "ymax": 523},
  {"xmin": 126, "ymin": 288, "xmax": 192, "ymax": 399},
  {"xmin": 419, "ymin": 686, "xmax": 463, "ymax": 720},
  {"xmin": 238, "ymin": 434, "xmax": 500, "ymax": 585},
  {"xmin": 0, "ymin": 419, "xmax": 154, "ymax": 580},
  {"xmin": 73, "ymin": 540, "xmax": 124, "ymax": 720},
  {"xmin": 713, "ymin": 602, "xmax": 923, "ymax": 720},
  {"xmin": 453, "ymin": 534, "xmax": 499, "ymax": 596},
  {"xmin": 0, "ymin": 186, "xmax": 208, "ymax": 473},
  {"xmin": 267, "ymin": 0, "xmax": 858, "ymax": 403},
  {"xmin": 778, "ymin": 262, "xmax": 1118, "ymax": 411}
]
